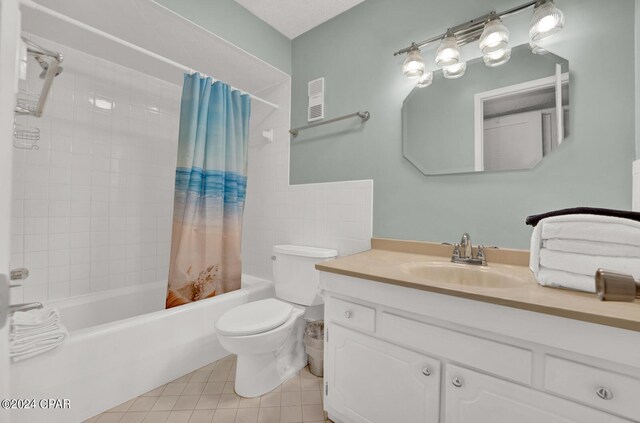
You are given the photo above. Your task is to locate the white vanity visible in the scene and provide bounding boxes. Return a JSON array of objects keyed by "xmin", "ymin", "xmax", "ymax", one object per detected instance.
[{"xmin": 317, "ymin": 240, "xmax": 640, "ymax": 423}]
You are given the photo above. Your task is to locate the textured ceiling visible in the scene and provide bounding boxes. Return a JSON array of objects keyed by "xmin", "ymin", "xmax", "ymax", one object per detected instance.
[{"xmin": 233, "ymin": 0, "xmax": 365, "ymax": 39}]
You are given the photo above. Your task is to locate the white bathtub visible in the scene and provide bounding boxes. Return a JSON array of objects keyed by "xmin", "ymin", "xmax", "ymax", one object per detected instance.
[{"xmin": 9, "ymin": 275, "xmax": 274, "ymax": 423}]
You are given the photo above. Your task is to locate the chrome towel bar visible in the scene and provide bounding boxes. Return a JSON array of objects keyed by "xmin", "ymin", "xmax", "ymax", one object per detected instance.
[{"xmin": 289, "ymin": 111, "xmax": 370, "ymax": 137}]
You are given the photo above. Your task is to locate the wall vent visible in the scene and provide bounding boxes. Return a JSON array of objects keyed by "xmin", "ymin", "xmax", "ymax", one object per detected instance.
[{"xmin": 307, "ymin": 77, "xmax": 324, "ymax": 122}]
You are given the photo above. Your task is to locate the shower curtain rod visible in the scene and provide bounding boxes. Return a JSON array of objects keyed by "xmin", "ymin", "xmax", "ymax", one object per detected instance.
[{"xmin": 20, "ymin": 0, "xmax": 280, "ymax": 110}]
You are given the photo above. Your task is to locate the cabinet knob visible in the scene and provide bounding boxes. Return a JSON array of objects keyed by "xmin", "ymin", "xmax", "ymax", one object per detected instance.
[
  {"xmin": 596, "ymin": 387, "xmax": 613, "ymax": 400},
  {"xmin": 421, "ymin": 367, "xmax": 431, "ymax": 377},
  {"xmin": 452, "ymin": 377, "xmax": 463, "ymax": 388},
  {"xmin": 344, "ymin": 311, "xmax": 352, "ymax": 319}
]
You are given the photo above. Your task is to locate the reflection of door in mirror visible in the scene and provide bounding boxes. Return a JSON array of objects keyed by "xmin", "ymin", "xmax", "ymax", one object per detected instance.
[
  {"xmin": 474, "ymin": 72, "xmax": 569, "ymax": 172},
  {"xmin": 483, "ymin": 111, "xmax": 543, "ymax": 172}
]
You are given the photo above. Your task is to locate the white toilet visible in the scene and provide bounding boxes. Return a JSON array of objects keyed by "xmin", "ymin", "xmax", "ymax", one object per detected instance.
[{"xmin": 215, "ymin": 245, "xmax": 337, "ymax": 397}]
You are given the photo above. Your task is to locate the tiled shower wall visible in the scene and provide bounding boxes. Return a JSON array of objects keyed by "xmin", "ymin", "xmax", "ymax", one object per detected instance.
[
  {"xmin": 10, "ymin": 36, "xmax": 373, "ymax": 304},
  {"xmin": 10, "ymin": 35, "xmax": 181, "ymax": 304}
]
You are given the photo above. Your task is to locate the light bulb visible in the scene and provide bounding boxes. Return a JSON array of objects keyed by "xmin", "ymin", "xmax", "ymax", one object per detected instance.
[
  {"xmin": 416, "ymin": 71, "xmax": 433, "ymax": 88},
  {"xmin": 529, "ymin": 42, "xmax": 548, "ymax": 55},
  {"xmin": 530, "ymin": 0, "xmax": 564, "ymax": 42},
  {"xmin": 402, "ymin": 46, "xmax": 425, "ymax": 78},
  {"xmin": 479, "ymin": 17, "xmax": 510, "ymax": 54},
  {"xmin": 483, "ymin": 47, "xmax": 511, "ymax": 67},
  {"xmin": 443, "ymin": 62, "xmax": 466, "ymax": 79},
  {"xmin": 436, "ymin": 34, "xmax": 460, "ymax": 67}
]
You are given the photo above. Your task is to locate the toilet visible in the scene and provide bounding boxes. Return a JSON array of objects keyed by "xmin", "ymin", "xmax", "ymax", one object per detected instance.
[{"xmin": 215, "ymin": 245, "xmax": 338, "ymax": 397}]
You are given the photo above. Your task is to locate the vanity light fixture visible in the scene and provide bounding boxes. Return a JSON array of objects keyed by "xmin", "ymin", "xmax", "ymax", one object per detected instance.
[
  {"xmin": 416, "ymin": 71, "xmax": 434, "ymax": 88},
  {"xmin": 483, "ymin": 47, "xmax": 512, "ymax": 67},
  {"xmin": 479, "ymin": 14, "xmax": 509, "ymax": 54},
  {"xmin": 402, "ymin": 43, "xmax": 425, "ymax": 78},
  {"xmin": 435, "ymin": 33, "xmax": 460, "ymax": 67},
  {"xmin": 529, "ymin": 42, "xmax": 548, "ymax": 55},
  {"xmin": 443, "ymin": 62, "xmax": 467, "ymax": 79},
  {"xmin": 530, "ymin": 0, "xmax": 565, "ymax": 42},
  {"xmin": 394, "ymin": 0, "xmax": 565, "ymax": 86}
]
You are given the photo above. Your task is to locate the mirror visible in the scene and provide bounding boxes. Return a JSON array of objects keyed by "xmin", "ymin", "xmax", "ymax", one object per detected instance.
[{"xmin": 402, "ymin": 44, "xmax": 569, "ymax": 175}]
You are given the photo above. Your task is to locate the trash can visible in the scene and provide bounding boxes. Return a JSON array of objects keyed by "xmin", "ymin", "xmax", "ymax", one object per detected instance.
[{"xmin": 304, "ymin": 320, "xmax": 324, "ymax": 377}]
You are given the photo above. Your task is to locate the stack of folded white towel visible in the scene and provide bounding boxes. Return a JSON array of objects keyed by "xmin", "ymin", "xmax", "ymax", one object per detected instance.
[
  {"xmin": 9, "ymin": 307, "xmax": 67, "ymax": 362},
  {"xmin": 530, "ymin": 214, "xmax": 640, "ymax": 293}
]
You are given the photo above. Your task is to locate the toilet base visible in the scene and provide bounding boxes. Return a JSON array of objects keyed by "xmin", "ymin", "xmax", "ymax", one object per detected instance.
[{"xmin": 234, "ymin": 315, "xmax": 307, "ymax": 397}]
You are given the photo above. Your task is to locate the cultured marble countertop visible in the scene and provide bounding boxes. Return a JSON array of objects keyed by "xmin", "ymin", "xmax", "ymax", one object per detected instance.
[{"xmin": 316, "ymin": 238, "xmax": 640, "ymax": 332}]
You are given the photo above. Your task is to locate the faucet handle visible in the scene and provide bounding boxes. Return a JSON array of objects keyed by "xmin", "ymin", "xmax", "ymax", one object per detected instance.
[
  {"xmin": 452, "ymin": 243, "xmax": 460, "ymax": 259},
  {"xmin": 476, "ymin": 245, "xmax": 487, "ymax": 264}
]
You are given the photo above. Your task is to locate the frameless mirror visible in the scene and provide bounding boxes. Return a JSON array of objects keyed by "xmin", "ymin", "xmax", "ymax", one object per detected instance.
[{"xmin": 402, "ymin": 44, "xmax": 569, "ymax": 175}]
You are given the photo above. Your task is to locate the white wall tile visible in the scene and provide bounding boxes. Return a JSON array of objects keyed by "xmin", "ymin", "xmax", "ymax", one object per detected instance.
[
  {"xmin": 12, "ymin": 37, "xmax": 373, "ymax": 305},
  {"xmin": 10, "ymin": 34, "xmax": 181, "ymax": 304}
]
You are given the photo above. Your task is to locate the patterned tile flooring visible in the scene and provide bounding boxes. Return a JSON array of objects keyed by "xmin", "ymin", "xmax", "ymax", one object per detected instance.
[{"xmin": 84, "ymin": 355, "xmax": 332, "ymax": 423}]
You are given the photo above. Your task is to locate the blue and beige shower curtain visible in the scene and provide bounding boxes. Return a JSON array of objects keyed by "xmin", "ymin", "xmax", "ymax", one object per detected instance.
[{"xmin": 167, "ymin": 73, "xmax": 251, "ymax": 308}]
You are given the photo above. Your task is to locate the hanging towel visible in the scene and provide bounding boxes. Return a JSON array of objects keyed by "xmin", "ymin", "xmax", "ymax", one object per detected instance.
[
  {"xmin": 543, "ymin": 239, "xmax": 640, "ymax": 258},
  {"xmin": 9, "ymin": 308, "xmax": 67, "ymax": 362},
  {"xmin": 536, "ymin": 267, "xmax": 596, "ymax": 292},
  {"xmin": 526, "ymin": 207, "xmax": 640, "ymax": 227}
]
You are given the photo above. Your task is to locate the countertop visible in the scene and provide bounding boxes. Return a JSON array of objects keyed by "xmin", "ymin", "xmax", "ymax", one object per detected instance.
[{"xmin": 316, "ymin": 238, "xmax": 640, "ymax": 332}]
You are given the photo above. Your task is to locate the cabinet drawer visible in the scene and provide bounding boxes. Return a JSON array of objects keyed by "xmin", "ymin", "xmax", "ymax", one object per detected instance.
[
  {"xmin": 544, "ymin": 355, "xmax": 640, "ymax": 421},
  {"xmin": 380, "ymin": 312, "xmax": 532, "ymax": 385},
  {"xmin": 327, "ymin": 297, "xmax": 375, "ymax": 333},
  {"xmin": 446, "ymin": 364, "xmax": 632, "ymax": 423}
]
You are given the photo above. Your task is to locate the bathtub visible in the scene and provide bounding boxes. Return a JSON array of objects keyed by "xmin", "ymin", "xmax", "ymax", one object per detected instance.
[{"xmin": 9, "ymin": 275, "xmax": 274, "ymax": 423}]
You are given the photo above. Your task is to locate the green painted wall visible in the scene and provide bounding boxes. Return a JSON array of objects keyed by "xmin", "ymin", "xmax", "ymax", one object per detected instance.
[
  {"xmin": 290, "ymin": 0, "xmax": 636, "ymax": 249},
  {"xmin": 155, "ymin": 0, "xmax": 292, "ymax": 74}
]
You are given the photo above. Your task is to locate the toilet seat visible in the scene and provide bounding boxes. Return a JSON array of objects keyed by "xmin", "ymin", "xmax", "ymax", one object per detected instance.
[{"xmin": 216, "ymin": 298, "xmax": 294, "ymax": 336}]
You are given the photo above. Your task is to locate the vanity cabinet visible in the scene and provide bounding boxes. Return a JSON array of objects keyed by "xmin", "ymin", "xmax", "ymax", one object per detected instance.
[
  {"xmin": 320, "ymin": 273, "xmax": 640, "ymax": 423},
  {"xmin": 326, "ymin": 325, "xmax": 440, "ymax": 423},
  {"xmin": 445, "ymin": 365, "xmax": 630, "ymax": 423}
]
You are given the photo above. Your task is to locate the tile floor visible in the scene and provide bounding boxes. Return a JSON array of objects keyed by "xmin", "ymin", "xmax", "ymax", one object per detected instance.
[{"xmin": 84, "ymin": 355, "xmax": 332, "ymax": 423}]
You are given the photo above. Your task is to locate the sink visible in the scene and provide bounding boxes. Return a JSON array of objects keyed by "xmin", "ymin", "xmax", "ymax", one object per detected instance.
[{"xmin": 401, "ymin": 261, "xmax": 527, "ymax": 288}]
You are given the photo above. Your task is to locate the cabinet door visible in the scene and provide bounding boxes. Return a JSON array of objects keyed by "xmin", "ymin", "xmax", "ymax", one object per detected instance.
[
  {"xmin": 445, "ymin": 365, "xmax": 632, "ymax": 423},
  {"xmin": 326, "ymin": 325, "xmax": 440, "ymax": 423}
]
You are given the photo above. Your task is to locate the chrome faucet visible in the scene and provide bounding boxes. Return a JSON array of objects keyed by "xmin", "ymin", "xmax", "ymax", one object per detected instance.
[{"xmin": 451, "ymin": 233, "xmax": 487, "ymax": 266}]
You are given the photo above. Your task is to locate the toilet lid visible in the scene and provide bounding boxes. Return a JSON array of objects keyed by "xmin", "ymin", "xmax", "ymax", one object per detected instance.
[{"xmin": 215, "ymin": 298, "xmax": 294, "ymax": 336}]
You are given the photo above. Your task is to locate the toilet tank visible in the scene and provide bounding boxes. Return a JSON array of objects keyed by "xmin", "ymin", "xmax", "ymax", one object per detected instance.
[{"xmin": 272, "ymin": 245, "xmax": 338, "ymax": 306}]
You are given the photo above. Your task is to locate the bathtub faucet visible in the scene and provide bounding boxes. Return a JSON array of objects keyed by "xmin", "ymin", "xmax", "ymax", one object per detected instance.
[{"xmin": 9, "ymin": 302, "xmax": 44, "ymax": 314}]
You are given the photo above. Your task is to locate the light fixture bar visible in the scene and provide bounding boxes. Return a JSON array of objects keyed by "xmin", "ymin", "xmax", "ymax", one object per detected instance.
[{"xmin": 392, "ymin": 0, "xmax": 537, "ymax": 56}]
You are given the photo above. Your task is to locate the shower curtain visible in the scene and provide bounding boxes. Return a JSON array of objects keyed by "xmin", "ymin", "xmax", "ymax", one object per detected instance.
[{"xmin": 166, "ymin": 73, "xmax": 251, "ymax": 309}]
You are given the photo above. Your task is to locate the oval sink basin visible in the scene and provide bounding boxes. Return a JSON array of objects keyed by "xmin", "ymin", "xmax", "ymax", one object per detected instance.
[{"xmin": 401, "ymin": 261, "xmax": 527, "ymax": 288}]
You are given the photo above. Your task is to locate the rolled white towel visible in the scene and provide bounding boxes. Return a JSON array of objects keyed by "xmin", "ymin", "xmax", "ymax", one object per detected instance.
[
  {"xmin": 543, "ymin": 239, "xmax": 640, "ymax": 258},
  {"xmin": 536, "ymin": 267, "xmax": 596, "ymax": 293},
  {"xmin": 539, "ymin": 249, "xmax": 640, "ymax": 280},
  {"xmin": 540, "ymin": 215, "xmax": 640, "ymax": 247},
  {"xmin": 9, "ymin": 308, "xmax": 67, "ymax": 362}
]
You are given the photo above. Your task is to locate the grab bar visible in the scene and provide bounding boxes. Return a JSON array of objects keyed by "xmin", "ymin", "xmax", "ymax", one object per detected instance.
[
  {"xmin": 289, "ymin": 111, "xmax": 370, "ymax": 137},
  {"xmin": 9, "ymin": 302, "xmax": 44, "ymax": 314}
]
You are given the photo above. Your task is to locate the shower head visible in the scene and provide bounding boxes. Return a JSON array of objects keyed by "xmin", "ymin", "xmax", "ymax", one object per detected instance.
[{"xmin": 34, "ymin": 55, "xmax": 63, "ymax": 79}]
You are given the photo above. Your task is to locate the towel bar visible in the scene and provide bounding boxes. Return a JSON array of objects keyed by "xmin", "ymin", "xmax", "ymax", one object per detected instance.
[{"xmin": 289, "ymin": 111, "xmax": 370, "ymax": 137}]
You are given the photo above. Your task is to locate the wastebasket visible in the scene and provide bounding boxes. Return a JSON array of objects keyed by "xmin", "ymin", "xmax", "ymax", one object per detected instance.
[{"xmin": 304, "ymin": 320, "xmax": 324, "ymax": 377}]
